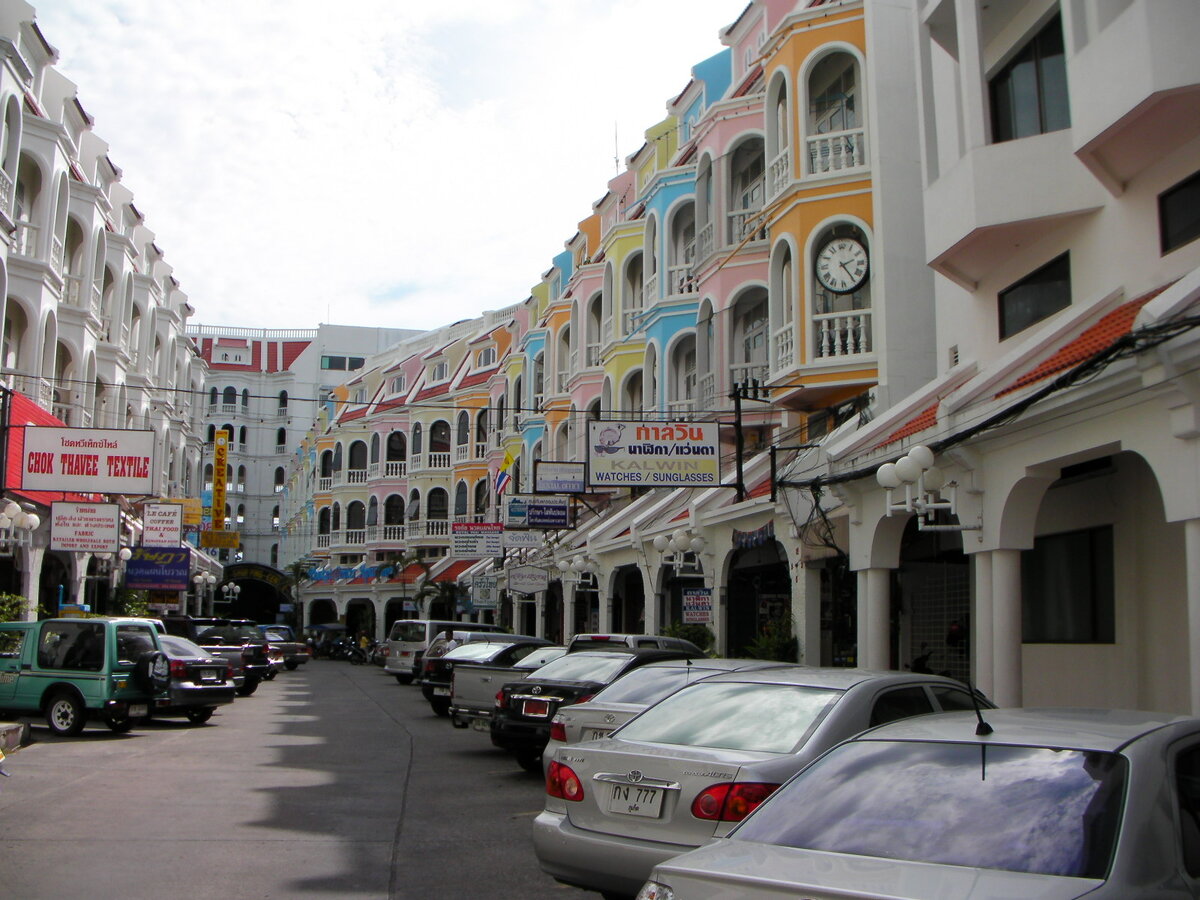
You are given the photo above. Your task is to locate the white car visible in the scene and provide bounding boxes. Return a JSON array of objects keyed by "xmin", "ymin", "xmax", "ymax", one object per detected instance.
[
  {"xmin": 639, "ymin": 707, "xmax": 1200, "ymax": 899},
  {"xmin": 534, "ymin": 667, "xmax": 987, "ymax": 897}
]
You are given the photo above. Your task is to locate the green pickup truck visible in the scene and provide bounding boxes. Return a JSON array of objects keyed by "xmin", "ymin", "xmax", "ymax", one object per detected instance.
[{"xmin": 0, "ymin": 617, "xmax": 171, "ymax": 736}]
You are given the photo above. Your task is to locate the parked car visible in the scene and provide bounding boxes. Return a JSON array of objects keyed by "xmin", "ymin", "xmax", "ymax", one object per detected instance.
[
  {"xmin": 637, "ymin": 707, "xmax": 1200, "ymax": 900},
  {"xmin": 534, "ymin": 667, "xmax": 991, "ymax": 897},
  {"xmin": 384, "ymin": 618, "xmax": 507, "ymax": 683},
  {"xmin": 419, "ymin": 637, "xmax": 549, "ymax": 716},
  {"xmin": 543, "ymin": 658, "xmax": 795, "ymax": 772},
  {"xmin": 0, "ymin": 617, "xmax": 169, "ymax": 735},
  {"xmin": 190, "ymin": 622, "xmax": 273, "ymax": 696},
  {"xmin": 256, "ymin": 624, "xmax": 310, "ymax": 670},
  {"xmin": 493, "ymin": 648, "xmax": 704, "ymax": 772},
  {"xmin": 450, "ymin": 645, "xmax": 569, "ymax": 732},
  {"xmin": 153, "ymin": 635, "xmax": 237, "ymax": 724},
  {"xmin": 567, "ymin": 633, "xmax": 706, "ymax": 655}
]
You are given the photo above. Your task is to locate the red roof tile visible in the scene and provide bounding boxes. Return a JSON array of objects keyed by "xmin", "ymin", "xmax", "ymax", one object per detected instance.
[
  {"xmin": 873, "ymin": 402, "xmax": 940, "ymax": 451},
  {"xmin": 434, "ymin": 559, "xmax": 478, "ymax": 583}
]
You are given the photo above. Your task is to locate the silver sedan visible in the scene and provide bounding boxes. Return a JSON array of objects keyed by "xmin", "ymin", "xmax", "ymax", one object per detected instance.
[
  {"xmin": 533, "ymin": 667, "xmax": 987, "ymax": 897},
  {"xmin": 638, "ymin": 707, "xmax": 1200, "ymax": 899}
]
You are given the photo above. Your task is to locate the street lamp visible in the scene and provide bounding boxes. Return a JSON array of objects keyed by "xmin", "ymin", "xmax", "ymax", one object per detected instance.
[
  {"xmin": 222, "ymin": 582, "xmax": 241, "ymax": 609},
  {"xmin": 193, "ymin": 572, "xmax": 216, "ymax": 615}
]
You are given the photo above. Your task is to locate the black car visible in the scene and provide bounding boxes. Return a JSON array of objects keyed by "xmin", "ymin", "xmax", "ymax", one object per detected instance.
[
  {"xmin": 153, "ymin": 634, "xmax": 237, "ymax": 724},
  {"xmin": 420, "ymin": 636, "xmax": 549, "ymax": 716},
  {"xmin": 492, "ymin": 648, "xmax": 703, "ymax": 771}
]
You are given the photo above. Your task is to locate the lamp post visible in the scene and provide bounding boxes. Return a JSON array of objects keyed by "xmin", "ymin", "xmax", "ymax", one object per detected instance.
[
  {"xmin": 221, "ymin": 581, "xmax": 241, "ymax": 612},
  {"xmin": 193, "ymin": 572, "xmax": 216, "ymax": 616}
]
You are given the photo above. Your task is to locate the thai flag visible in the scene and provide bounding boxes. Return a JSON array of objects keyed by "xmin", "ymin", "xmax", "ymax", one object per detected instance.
[{"xmin": 495, "ymin": 449, "xmax": 515, "ymax": 495}]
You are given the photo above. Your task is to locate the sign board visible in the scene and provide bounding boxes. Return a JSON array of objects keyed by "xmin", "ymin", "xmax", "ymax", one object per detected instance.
[
  {"xmin": 534, "ymin": 460, "xmax": 587, "ymax": 494},
  {"xmin": 587, "ymin": 420, "xmax": 720, "ymax": 488},
  {"xmin": 23, "ymin": 427, "xmax": 156, "ymax": 494},
  {"xmin": 503, "ymin": 494, "xmax": 571, "ymax": 529},
  {"xmin": 148, "ymin": 590, "xmax": 182, "ymax": 614},
  {"xmin": 200, "ymin": 530, "xmax": 240, "ymax": 550},
  {"xmin": 682, "ymin": 588, "xmax": 714, "ymax": 624},
  {"xmin": 180, "ymin": 497, "xmax": 204, "ymax": 527},
  {"xmin": 49, "ymin": 502, "xmax": 120, "ymax": 553},
  {"xmin": 451, "ymin": 522, "xmax": 503, "ymax": 557},
  {"xmin": 124, "ymin": 547, "xmax": 191, "ymax": 591},
  {"xmin": 502, "ymin": 530, "xmax": 543, "ymax": 550},
  {"xmin": 211, "ymin": 432, "xmax": 228, "ymax": 527},
  {"xmin": 142, "ymin": 502, "xmax": 183, "ymax": 547},
  {"xmin": 472, "ymin": 575, "xmax": 498, "ymax": 610},
  {"xmin": 508, "ymin": 565, "xmax": 549, "ymax": 595}
]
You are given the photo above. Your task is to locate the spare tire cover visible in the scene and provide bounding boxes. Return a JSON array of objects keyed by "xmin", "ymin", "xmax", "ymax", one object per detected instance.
[{"xmin": 135, "ymin": 650, "xmax": 172, "ymax": 693}]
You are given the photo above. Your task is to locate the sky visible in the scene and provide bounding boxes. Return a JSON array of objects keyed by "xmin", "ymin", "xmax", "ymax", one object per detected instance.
[{"xmin": 33, "ymin": 0, "xmax": 744, "ymax": 332}]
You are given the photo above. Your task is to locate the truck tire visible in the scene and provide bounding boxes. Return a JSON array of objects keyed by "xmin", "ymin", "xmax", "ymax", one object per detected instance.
[
  {"xmin": 430, "ymin": 698, "xmax": 450, "ymax": 717},
  {"xmin": 104, "ymin": 712, "xmax": 134, "ymax": 733},
  {"xmin": 135, "ymin": 650, "xmax": 172, "ymax": 693},
  {"xmin": 515, "ymin": 752, "xmax": 542, "ymax": 774},
  {"xmin": 46, "ymin": 690, "xmax": 87, "ymax": 737},
  {"xmin": 285, "ymin": 659, "xmax": 299, "ymax": 671},
  {"xmin": 236, "ymin": 675, "xmax": 260, "ymax": 697},
  {"xmin": 186, "ymin": 707, "xmax": 215, "ymax": 724},
  {"xmin": 394, "ymin": 674, "xmax": 412, "ymax": 685}
]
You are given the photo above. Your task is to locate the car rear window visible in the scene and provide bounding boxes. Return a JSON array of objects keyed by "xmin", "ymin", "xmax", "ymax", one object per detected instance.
[
  {"xmin": 733, "ymin": 740, "xmax": 1127, "ymax": 879},
  {"xmin": 616, "ymin": 682, "xmax": 839, "ymax": 753},
  {"xmin": 591, "ymin": 665, "xmax": 717, "ymax": 705},
  {"xmin": 526, "ymin": 653, "xmax": 634, "ymax": 683},
  {"xmin": 389, "ymin": 622, "xmax": 427, "ymax": 642},
  {"xmin": 38, "ymin": 621, "xmax": 106, "ymax": 671},
  {"xmin": 160, "ymin": 635, "xmax": 208, "ymax": 658},
  {"xmin": 115, "ymin": 624, "xmax": 157, "ymax": 664},
  {"xmin": 443, "ymin": 643, "xmax": 504, "ymax": 662}
]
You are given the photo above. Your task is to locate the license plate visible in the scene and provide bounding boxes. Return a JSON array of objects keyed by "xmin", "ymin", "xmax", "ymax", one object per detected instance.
[
  {"xmin": 200, "ymin": 669, "xmax": 222, "ymax": 682},
  {"xmin": 471, "ymin": 719, "xmax": 488, "ymax": 732},
  {"xmin": 432, "ymin": 686, "xmax": 450, "ymax": 696},
  {"xmin": 584, "ymin": 727, "xmax": 612, "ymax": 741},
  {"xmin": 129, "ymin": 704, "xmax": 148, "ymax": 718},
  {"xmin": 607, "ymin": 783, "xmax": 663, "ymax": 817},
  {"xmin": 522, "ymin": 699, "xmax": 551, "ymax": 717}
]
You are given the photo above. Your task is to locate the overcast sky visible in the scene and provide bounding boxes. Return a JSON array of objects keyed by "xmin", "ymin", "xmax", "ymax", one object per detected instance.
[{"xmin": 33, "ymin": 1, "xmax": 741, "ymax": 332}]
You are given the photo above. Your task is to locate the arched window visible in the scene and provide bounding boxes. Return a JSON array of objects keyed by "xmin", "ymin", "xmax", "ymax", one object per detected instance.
[
  {"xmin": 236, "ymin": 504, "xmax": 245, "ymax": 525},
  {"xmin": 427, "ymin": 488, "xmax": 448, "ymax": 521},
  {"xmin": 270, "ymin": 544, "xmax": 278, "ymax": 567},
  {"xmin": 272, "ymin": 505, "xmax": 280, "ymax": 528},
  {"xmin": 276, "ymin": 427, "xmax": 286, "ymax": 448},
  {"xmin": 238, "ymin": 425, "xmax": 247, "ymax": 446},
  {"xmin": 370, "ymin": 433, "xmax": 380, "ymax": 464},
  {"xmin": 474, "ymin": 480, "xmax": 489, "ymax": 518},
  {"xmin": 367, "ymin": 496, "xmax": 378, "ymax": 527},
  {"xmin": 236, "ymin": 465, "xmax": 247, "ymax": 492},
  {"xmin": 407, "ymin": 489, "xmax": 420, "ymax": 520},
  {"xmin": 274, "ymin": 466, "xmax": 285, "ymax": 492},
  {"xmin": 206, "ymin": 424, "xmax": 215, "ymax": 442},
  {"xmin": 241, "ymin": 388, "xmax": 249, "ymax": 409},
  {"xmin": 386, "ymin": 432, "xmax": 405, "ymax": 461},
  {"xmin": 454, "ymin": 481, "xmax": 468, "ymax": 518},
  {"xmin": 411, "ymin": 423, "xmax": 423, "ymax": 454},
  {"xmin": 331, "ymin": 503, "xmax": 341, "ymax": 532},
  {"xmin": 456, "ymin": 411, "xmax": 470, "ymax": 447},
  {"xmin": 222, "ymin": 386, "xmax": 235, "ymax": 406},
  {"xmin": 278, "ymin": 390, "xmax": 288, "ymax": 410},
  {"xmin": 384, "ymin": 494, "xmax": 405, "ymax": 524},
  {"xmin": 318, "ymin": 507, "xmax": 331, "ymax": 535},
  {"xmin": 209, "ymin": 387, "xmax": 218, "ymax": 407}
]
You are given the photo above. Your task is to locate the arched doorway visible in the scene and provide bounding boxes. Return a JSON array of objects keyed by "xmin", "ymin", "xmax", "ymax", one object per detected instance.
[
  {"xmin": 894, "ymin": 518, "xmax": 969, "ymax": 681},
  {"xmin": 308, "ymin": 598, "xmax": 337, "ymax": 626},
  {"xmin": 611, "ymin": 566, "xmax": 644, "ymax": 633},
  {"xmin": 345, "ymin": 598, "xmax": 376, "ymax": 640},
  {"xmin": 726, "ymin": 540, "xmax": 791, "ymax": 658},
  {"xmin": 219, "ymin": 562, "xmax": 293, "ymax": 625}
]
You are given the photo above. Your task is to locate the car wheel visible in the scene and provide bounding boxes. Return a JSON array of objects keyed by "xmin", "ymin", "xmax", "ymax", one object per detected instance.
[
  {"xmin": 46, "ymin": 691, "xmax": 86, "ymax": 737},
  {"xmin": 515, "ymin": 752, "xmax": 541, "ymax": 773},
  {"xmin": 394, "ymin": 674, "xmax": 412, "ymax": 685},
  {"xmin": 104, "ymin": 713, "xmax": 134, "ymax": 734},
  {"xmin": 236, "ymin": 676, "xmax": 259, "ymax": 697},
  {"xmin": 284, "ymin": 660, "xmax": 299, "ymax": 671},
  {"xmin": 186, "ymin": 707, "xmax": 215, "ymax": 725},
  {"xmin": 430, "ymin": 698, "xmax": 450, "ymax": 717},
  {"xmin": 135, "ymin": 650, "xmax": 172, "ymax": 693},
  {"xmin": 264, "ymin": 668, "xmax": 278, "ymax": 681}
]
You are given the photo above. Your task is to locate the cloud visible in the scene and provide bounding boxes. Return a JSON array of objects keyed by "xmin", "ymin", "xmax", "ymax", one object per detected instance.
[{"xmin": 34, "ymin": 0, "xmax": 740, "ymax": 331}]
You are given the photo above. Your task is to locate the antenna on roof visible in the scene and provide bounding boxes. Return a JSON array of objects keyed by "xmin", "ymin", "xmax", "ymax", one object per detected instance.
[{"xmin": 967, "ymin": 678, "xmax": 993, "ymax": 736}]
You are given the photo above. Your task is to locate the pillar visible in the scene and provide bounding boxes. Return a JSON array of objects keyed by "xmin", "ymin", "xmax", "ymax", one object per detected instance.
[
  {"xmin": 972, "ymin": 551, "xmax": 994, "ymax": 697},
  {"xmin": 1186, "ymin": 519, "xmax": 1200, "ymax": 715},
  {"xmin": 992, "ymin": 548, "xmax": 1023, "ymax": 707},
  {"xmin": 794, "ymin": 562, "xmax": 822, "ymax": 667},
  {"xmin": 863, "ymin": 567, "xmax": 891, "ymax": 669}
]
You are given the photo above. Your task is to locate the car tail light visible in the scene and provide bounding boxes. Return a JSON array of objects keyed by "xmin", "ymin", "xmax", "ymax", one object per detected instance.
[
  {"xmin": 690, "ymin": 783, "xmax": 779, "ymax": 822},
  {"xmin": 572, "ymin": 694, "xmax": 595, "ymax": 705},
  {"xmin": 226, "ymin": 662, "xmax": 235, "ymax": 678},
  {"xmin": 546, "ymin": 761, "xmax": 585, "ymax": 801},
  {"xmin": 494, "ymin": 689, "xmax": 507, "ymax": 709},
  {"xmin": 549, "ymin": 720, "xmax": 567, "ymax": 742},
  {"xmin": 169, "ymin": 659, "xmax": 188, "ymax": 679}
]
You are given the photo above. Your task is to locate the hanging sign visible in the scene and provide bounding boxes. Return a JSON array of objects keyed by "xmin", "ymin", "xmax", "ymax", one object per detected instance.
[
  {"xmin": 682, "ymin": 588, "xmax": 713, "ymax": 624},
  {"xmin": 211, "ymin": 432, "xmax": 228, "ymax": 528},
  {"xmin": 472, "ymin": 575, "xmax": 498, "ymax": 610},
  {"xmin": 124, "ymin": 547, "xmax": 190, "ymax": 591},
  {"xmin": 23, "ymin": 427, "xmax": 155, "ymax": 493},
  {"xmin": 508, "ymin": 565, "xmax": 549, "ymax": 595},
  {"xmin": 504, "ymin": 494, "xmax": 570, "ymax": 529},
  {"xmin": 451, "ymin": 523, "xmax": 503, "ymax": 557},
  {"xmin": 534, "ymin": 461, "xmax": 587, "ymax": 494},
  {"xmin": 587, "ymin": 421, "xmax": 720, "ymax": 487},
  {"xmin": 142, "ymin": 502, "xmax": 183, "ymax": 548},
  {"xmin": 49, "ymin": 502, "xmax": 120, "ymax": 553}
]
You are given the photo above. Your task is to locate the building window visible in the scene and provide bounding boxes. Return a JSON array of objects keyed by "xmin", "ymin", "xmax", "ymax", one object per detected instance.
[
  {"xmin": 1160, "ymin": 170, "xmax": 1200, "ymax": 255},
  {"xmin": 999, "ymin": 253, "xmax": 1070, "ymax": 340},
  {"xmin": 989, "ymin": 13, "xmax": 1070, "ymax": 144},
  {"xmin": 1022, "ymin": 525, "xmax": 1114, "ymax": 643},
  {"xmin": 320, "ymin": 355, "xmax": 365, "ymax": 371}
]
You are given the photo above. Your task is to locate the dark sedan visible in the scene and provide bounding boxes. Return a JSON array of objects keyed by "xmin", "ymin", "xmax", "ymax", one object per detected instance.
[
  {"xmin": 153, "ymin": 634, "xmax": 237, "ymax": 724},
  {"xmin": 420, "ymin": 637, "xmax": 549, "ymax": 716},
  {"xmin": 492, "ymin": 648, "xmax": 703, "ymax": 772}
]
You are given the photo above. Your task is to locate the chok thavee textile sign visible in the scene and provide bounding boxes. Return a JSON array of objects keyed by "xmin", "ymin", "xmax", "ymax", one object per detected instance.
[{"xmin": 587, "ymin": 421, "xmax": 720, "ymax": 487}]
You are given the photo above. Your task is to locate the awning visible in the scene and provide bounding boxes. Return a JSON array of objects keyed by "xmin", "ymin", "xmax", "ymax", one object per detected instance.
[{"xmin": 433, "ymin": 559, "xmax": 479, "ymax": 583}]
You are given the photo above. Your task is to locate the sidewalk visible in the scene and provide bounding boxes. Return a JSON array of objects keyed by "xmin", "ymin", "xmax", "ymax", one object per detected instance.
[{"xmin": 0, "ymin": 720, "xmax": 29, "ymax": 754}]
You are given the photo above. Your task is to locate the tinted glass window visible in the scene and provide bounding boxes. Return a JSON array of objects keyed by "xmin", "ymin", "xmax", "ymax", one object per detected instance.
[
  {"xmin": 870, "ymin": 687, "xmax": 935, "ymax": 727},
  {"xmin": 990, "ymin": 14, "xmax": 1069, "ymax": 143},
  {"xmin": 389, "ymin": 622, "xmax": 427, "ymax": 642},
  {"xmin": 515, "ymin": 648, "xmax": 567, "ymax": 670},
  {"xmin": 617, "ymin": 682, "xmax": 840, "ymax": 753},
  {"xmin": 0, "ymin": 627, "xmax": 24, "ymax": 657},
  {"xmin": 592, "ymin": 665, "xmax": 715, "ymax": 705},
  {"xmin": 160, "ymin": 635, "xmax": 208, "ymax": 658},
  {"xmin": 999, "ymin": 252, "xmax": 1070, "ymax": 339},
  {"xmin": 39, "ymin": 622, "xmax": 105, "ymax": 671},
  {"xmin": 115, "ymin": 624, "xmax": 157, "ymax": 664},
  {"xmin": 526, "ymin": 653, "xmax": 633, "ymax": 683},
  {"xmin": 443, "ymin": 643, "xmax": 504, "ymax": 662},
  {"xmin": 734, "ymin": 740, "xmax": 1126, "ymax": 878},
  {"xmin": 1161, "ymin": 171, "xmax": 1200, "ymax": 254},
  {"xmin": 932, "ymin": 686, "xmax": 981, "ymax": 713}
]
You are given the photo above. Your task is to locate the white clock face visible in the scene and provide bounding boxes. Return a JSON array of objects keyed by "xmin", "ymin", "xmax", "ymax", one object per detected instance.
[{"xmin": 816, "ymin": 238, "xmax": 869, "ymax": 294}]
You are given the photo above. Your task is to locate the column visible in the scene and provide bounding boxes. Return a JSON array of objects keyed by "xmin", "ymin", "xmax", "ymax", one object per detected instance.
[
  {"xmin": 794, "ymin": 562, "xmax": 822, "ymax": 667},
  {"xmin": 563, "ymin": 583, "xmax": 577, "ymax": 643},
  {"xmin": 992, "ymin": 548, "xmax": 1023, "ymax": 707},
  {"xmin": 863, "ymin": 567, "xmax": 891, "ymax": 669},
  {"xmin": 1186, "ymin": 519, "xmax": 1200, "ymax": 715},
  {"xmin": 599, "ymin": 591, "xmax": 613, "ymax": 633},
  {"xmin": 19, "ymin": 546, "xmax": 44, "ymax": 620},
  {"xmin": 534, "ymin": 592, "xmax": 545, "ymax": 639},
  {"xmin": 956, "ymin": 0, "xmax": 989, "ymax": 150},
  {"xmin": 973, "ymin": 551, "xmax": 994, "ymax": 697}
]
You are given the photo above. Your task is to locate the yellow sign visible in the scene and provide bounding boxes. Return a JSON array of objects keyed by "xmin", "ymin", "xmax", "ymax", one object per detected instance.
[
  {"xmin": 212, "ymin": 432, "xmax": 228, "ymax": 529},
  {"xmin": 201, "ymin": 530, "xmax": 240, "ymax": 550},
  {"xmin": 180, "ymin": 497, "xmax": 203, "ymax": 526}
]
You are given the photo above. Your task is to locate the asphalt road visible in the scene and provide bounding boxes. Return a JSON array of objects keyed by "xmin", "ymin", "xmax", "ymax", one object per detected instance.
[{"xmin": 0, "ymin": 660, "xmax": 592, "ymax": 900}]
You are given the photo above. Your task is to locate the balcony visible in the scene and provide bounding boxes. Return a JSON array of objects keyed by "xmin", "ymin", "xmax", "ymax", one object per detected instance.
[
  {"xmin": 805, "ymin": 128, "xmax": 867, "ymax": 177},
  {"xmin": 409, "ymin": 453, "xmax": 423, "ymax": 472},
  {"xmin": 428, "ymin": 452, "xmax": 451, "ymax": 469},
  {"xmin": 730, "ymin": 362, "xmax": 769, "ymax": 388},
  {"xmin": 728, "ymin": 208, "xmax": 766, "ymax": 244},
  {"xmin": 622, "ymin": 309, "xmax": 643, "ymax": 336},
  {"xmin": 698, "ymin": 373, "xmax": 717, "ymax": 413},
  {"xmin": 585, "ymin": 343, "xmax": 602, "ymax": 367},
  {"xmin": 409, "ymin": 520, "xmax": 450, "ymax": 539},
  {"xmin": 667, "ymin": 265, "xmax": 696, "ymax": 297},
  {"xmin": 384, "ymin": 460, "xmax": 407, "ymax": 478},
  {"xmin": 666, "ymin": 399, "xmax": 697, "ymax": 420},
  {"xmin": 317, "ymin": 477, "xmax": 333, "ymax": 492},
  {"xmin": 12, "ymin": 219, "xmax": 38, "ymax": 259},
  {"xmin": 342, "ymin": 529, "xmax": 367, "ymax": 547},
  {"xmin": 316, "ymin": 534, "xmax": 331, "ymax": 549},
  {"xmin": 773, "ymin": 325, "xmax": 794, "ymax": 371},
  {"xmin": 813, "ymin": 311, "xmax": 872, "ymax": 359},
  {"xmin": 474, "ymin": 442, "xmax": 488, "ymax": 459},
  {"xmin": 455, "ymin": 444, "xmax": 471, "ymax": 463},
  {"xmin": 343, "ymin": 468, "xmax": 368, "ymax": 485},
  {"xmin": 0, "ymin": 168, "xmax": 12, "ymax": 220},
  {"xmin": 768, "ymin": 148, "xmax": 791, "ymax": 200},
  {"xmin": 696, "ymin": 221, "xmax": 715, "ymax": 261}
]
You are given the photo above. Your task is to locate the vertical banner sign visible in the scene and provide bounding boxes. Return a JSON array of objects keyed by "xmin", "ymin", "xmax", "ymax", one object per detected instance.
[
  {"xmin": 211, "ymin": 432, "xmax": 228, "ymax": 530},
  {"xmin": 142, "ymin": 502, "xmax": 183, "ymax": 548},
  {"xmin": 472, "ymin": 575, "xmax": 498, "ymax": 611}
]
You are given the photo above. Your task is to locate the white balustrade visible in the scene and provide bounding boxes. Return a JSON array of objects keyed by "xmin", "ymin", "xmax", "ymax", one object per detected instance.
[
  {"xmin": 384, "ymin": 461, "xmax": 407, "ymax": 478},
  {"xmin": 768, "ymin": 148, "xmax": 791, "ymax": 199},
  {"xmin": 814, "ymin": 310, "xmax": 872, "ymax": 358},
  {"xmin": 428, "ymin": 452, "xmax": 451, "ymax": 469},
  {"xmin": 773, "ymin": 326, "xmax": 795, "ymax": 370},
  {"xmin": 806, "ymin": 128, "xmax": 867, "ymax": 176}
]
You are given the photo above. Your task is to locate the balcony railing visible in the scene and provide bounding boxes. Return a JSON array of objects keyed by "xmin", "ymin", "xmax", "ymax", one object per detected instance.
[
  {"xmin": 0, "ymin": 168, "xmax": 13, "ymax": 220},
  {"xmin": 773, "ymin": 325, "xmax": 795, "ymax": 371},
  {"xmin": 644, "ymin": 273, "xmax": 658, "ymax": 304},
  {"xmin": 409, "ymin": 453, "xmax": 423, "ymax": 471},
  {"xmin": 622, "ymin": 309, "xmax": 643, "ymax": 336},
  {"xmin": 317, "ymin": 477, "xmax": 332, "ymax": 491},
  {"xmin": 275, "ymin": 443, "xmax": 286, "ymax": 455},
  {"xmin": 316, "ymin": 534, "xmax": 331, "ymax": 549},
  {"xmin": 221, "ymin": 403, "xmax": 238, "ymax": 415},
  {"xmin": 585, "ymin": 343, "xmax": 602, "ymax": 367},
  {"xmin": 474, "ymin": 442, "xmax": 488, "ymax": 459},
  {"xmin": 814, "ymin": 311, "xmax": 872, "ymax": 358},
  {"xmin": 666, "ymin": 399, "xmax": 697, "ymax": 420},
  {"xmin": 12, "ymin": 219, "xmax": 38, "ymax": 258},
  {"xmin": 730, "ymin": 362, "xmax": 769, "ymax": 388},
  {"xmin": 342, "ymin": 528, "xmax": 366, "ymax": 546},
  {"xmin": 428, "ymin": 451, "xmax": 451, "ymax": 469},
  {"xmin": 409, "ymin": 520, "xmax": 450, "ymax": 539},
  {"xmin": 696, "ymin": 220, "xmax": 715, "ymax": 261},
  {"xmin": 344, "ymin": 468, "xmax": 368, "ymax": 485},
  {"xmin": 729, "ymin": 208, "xmax": 766, "ymax": 244},
  {"xmin": 382, "ymin": 524, "xmax": 406, "ymax": 542},
  {"xmin": 667, "ymin": 264, "xmax": 695, "ymax": 297},
  {"xmin": 50, "ymin": 234, "xmax": 64, "ymax": 277},
  {"xmin": 806, "ymin": 128, "xmax": 866, "ymax": 176},
  {"xmin": 698, "ymin": 373, "xmax": 716, "ymax": 413},
  {"xmin": 455, "ymin": 444, "xmax": 470, "ymax": 463},
  {"xmin": 384, "ymin": 460, "xmax": 407, "ymax": 478},
  {"xmin": 768, "ymin": 148, "xmax": 791, "ymax": 199}
]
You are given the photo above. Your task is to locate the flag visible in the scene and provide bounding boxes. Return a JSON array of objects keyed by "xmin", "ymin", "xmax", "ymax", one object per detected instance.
[{"xmin": 495, "ymin": 449, "xmax": 515, "ymax": 495}]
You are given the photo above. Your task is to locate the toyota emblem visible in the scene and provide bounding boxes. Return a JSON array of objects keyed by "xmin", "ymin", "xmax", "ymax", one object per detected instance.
[
  {"xmin": 603, "ymin": 713, "xmax": 616, "ymax": 724},
  {"xmin": 627, "ymin": 770, "xmax": 644, "ymax": 783},
  {"xmin": 531, "ymin": 685, "xmax": 542, "ymax": 694}
]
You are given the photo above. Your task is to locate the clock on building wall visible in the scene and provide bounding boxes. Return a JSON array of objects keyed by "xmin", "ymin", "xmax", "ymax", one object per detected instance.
[{"xmin": 815, "ymin": 236, "xmax": 869, "ymax": 294}]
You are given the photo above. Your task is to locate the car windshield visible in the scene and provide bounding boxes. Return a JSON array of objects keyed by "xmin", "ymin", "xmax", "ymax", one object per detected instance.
[
  {"xmin": 444, "ymin": 643, "xmax": 506, "ymax": 661},
  {"xmin": 616, "ymin": 682, "xmax": 840, "ymax": 753},
  {"xmin": 591, "ymin": 664, "xmax": 720, "ymax": 705},
  {"xmin": 160, "ymin": 635, "xmax": 208, "ymax": 658},
  {"xmin": 526, "ymin": 653, "xmax": 634, "ymax": 683},
  {"xmin": 733, "ymin": 739, "xmax": 1127, "ymax": 879},
  {"xmin": 196, "ymin": 625, "xmax": 260, "ymax": 644}
]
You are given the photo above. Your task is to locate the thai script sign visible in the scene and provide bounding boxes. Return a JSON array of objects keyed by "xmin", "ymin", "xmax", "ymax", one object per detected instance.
[
  {"xmin": 682, "ymin": 588, "xmax": 713, "ymax": 624},
  {"xmin": 587, "ymin": 421, "xmax": 720, "ymax": 487},
  {"xmin": 142, "ymin": 502, "xmax": 183, "ymax": 548},
  {"xmin": 200, "ymin": 529, "xmax": 240, "ymax": 550},
  {"xmin": 508, "ymin": 565, "xmax": 549, "ymax": 595},
  {"xmin": 452, "ymin": 523, "xmax": 503, "ymax": 557},
  {"xmin": 502, "ymin": 530, "xmax": 544, "ymax": 550},
  {"xmin": 534, "ymin": 461, "xmax": 587, "ymax": 494},
  {"xmin": 472, "ymin": 575, "xmax": 498, "ymax": 610},
  {"xmin": 124, "ymin": 547, "xmax": 190, "ymax": 591},
  {"xmin": 49, "ymin": 502, "xmax": 120, "ymax": 553},
  {"xmin": 504, "ymin": 494, "xmax": 570, "ymax": 529},
  {"xmin": 23, "ymin": 427, "xmax": 155, "ymax": 494}
]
